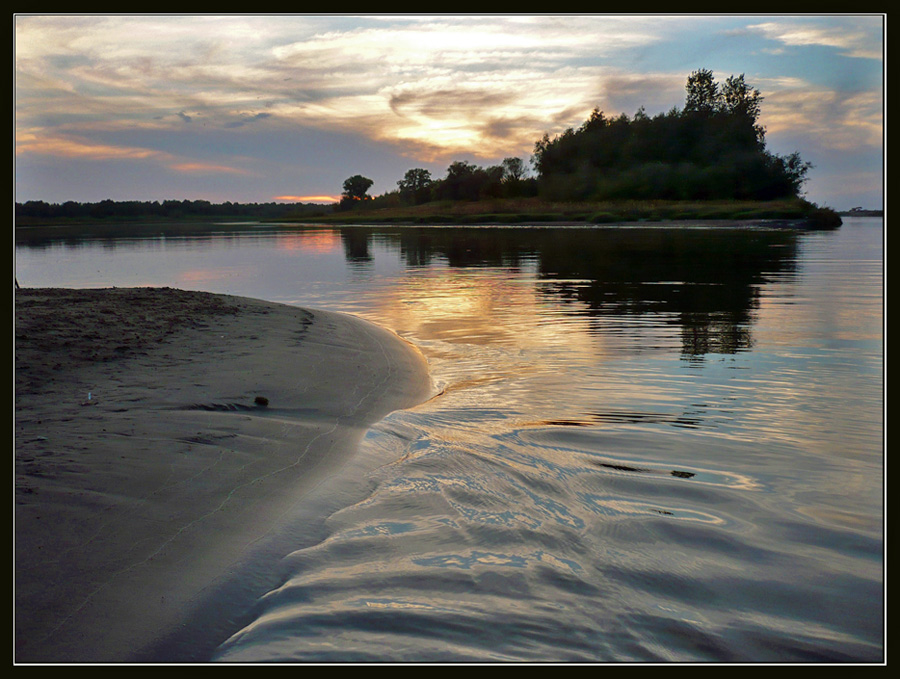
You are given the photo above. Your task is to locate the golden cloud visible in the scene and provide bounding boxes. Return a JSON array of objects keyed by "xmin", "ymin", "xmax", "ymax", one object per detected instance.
[
  {"xmin": 274, "ymin": 194, "xmax": 340, "ymax": 203},
  {"xmin": 169, "ymin": 162, "xmax": 251, "ymax": 175},
  {"xmin": 15, "ymin": 130, "xmax": 163, "ymax": 160}
]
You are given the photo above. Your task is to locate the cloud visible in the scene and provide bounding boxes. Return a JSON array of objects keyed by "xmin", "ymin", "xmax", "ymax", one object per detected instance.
[
  {"xmin": 760, "ymin": 80, "xmax": 883, "ymax": 151},
  {"xmin": 271, "ymin": 17, "xmax": 661, "ymax": 74},
  {"xmin": 224, "ymin": 112, "xmax": 272, "ymax": 128},
  {"xmin": 168, "ymin": 161, "xmax": 252, "ymax": 175},
  {"xmin": 744, "ymin": 20, "xmax": 883, "ymax": 60},
  {"xmin": 594, "ymin": 72, "xmax": 686, "ymax": 117},
  {"xmin": 274, "ymin": 194, "xmax": 339, "ymax": 203},
  {"xmin": 16, "ymin": 127, "xmax": 253, "ymax": 178},
  {"xmin": 388, "ymin": 87, "xmax": 516, "ymax": 120},
  {"xmin": 15, "ymin": 129, "xmax": 164, "ymax": 160},
  {"xmin": 16, "ymin": 15, "xmax": 668, "ymax": 161}
]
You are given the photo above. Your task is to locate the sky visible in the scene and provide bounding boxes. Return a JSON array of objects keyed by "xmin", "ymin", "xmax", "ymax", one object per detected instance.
[{"xmin": 14, "ymin": 14, "xmax": 885, "ymax": 210}]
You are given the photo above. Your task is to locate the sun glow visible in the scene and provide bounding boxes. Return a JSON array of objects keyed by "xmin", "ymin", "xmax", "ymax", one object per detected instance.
[{"xmin": 274, "ymin": 195, "xmax": 340, "ymax": 203}]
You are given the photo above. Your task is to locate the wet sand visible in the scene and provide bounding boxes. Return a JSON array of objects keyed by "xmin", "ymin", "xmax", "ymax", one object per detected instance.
[{"xmin": 14, "ymin": 287, "xmax": 433, "ymax": 663}]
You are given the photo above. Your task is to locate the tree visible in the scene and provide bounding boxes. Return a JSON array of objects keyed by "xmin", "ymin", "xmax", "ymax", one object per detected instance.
[
  {"xmin": 431, "ymin": 161, "xmax": 506, "ymax": 201},
  {"xmin": 482, "ymin": 164, "xmax": 505, "ymax": 198},
  {"xmin": 582, "ymin": 108, "xmax": 608, "ymax": 131},
  {"xmin": 437, "ymin": 161, "xmax": 480, "ymax": 201},
  {"xmin": 342, "ymin": 174, "xmax": 374, "ymax": 201},
  {"xmin": 338, "ymin": 174, "xmax": 374, "ymax": 211},
  {"xmin": 684, "ymin": 68, "xmax": 721, "ymax": 115},
  {"xmin": 501, "ymin": 157, "xmax": 527, "ymax": 182},
  {"xmin": 721, "ymin": 74, "xmax": 765, "ymax": 144},
  {"xmin": 397, "ymin": 168, "xmax": 433, "ymax": 204},
  {"xmin": 721, "ymin": 74, "xmax": 762, "ymax": 121},
  {"xmin": 530, "ymin": 70, "xmax": 810, "ymax": 202},
  {"xmin": 775, "ymin": 151, "xmax": 813, "ymax": 196}
]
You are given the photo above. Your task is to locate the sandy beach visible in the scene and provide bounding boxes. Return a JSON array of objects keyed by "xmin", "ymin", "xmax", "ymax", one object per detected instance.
[{"xmin": 14, "ymin": 287, "xmax": 433, "ymax": 663}]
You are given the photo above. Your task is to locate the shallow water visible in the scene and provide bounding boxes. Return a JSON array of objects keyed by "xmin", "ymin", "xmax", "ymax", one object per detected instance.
[{"xmin": 16, "ymin": 218, "xmax": 884, "ymax": 662}]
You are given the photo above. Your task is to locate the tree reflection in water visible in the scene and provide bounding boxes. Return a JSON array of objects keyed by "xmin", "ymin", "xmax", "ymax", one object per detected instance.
[{"xmin": 337, "ymin": 225, "xmax": 799, "ymax": 360}]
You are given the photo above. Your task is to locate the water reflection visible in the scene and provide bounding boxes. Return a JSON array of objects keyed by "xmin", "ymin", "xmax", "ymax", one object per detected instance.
[
  {"xmin": 335, "ymin": 226, "xmax": 798, "ymax": 360},
  {"xmin": 17, "ymin": 223, "xmax": 800, "ymax": 362}
]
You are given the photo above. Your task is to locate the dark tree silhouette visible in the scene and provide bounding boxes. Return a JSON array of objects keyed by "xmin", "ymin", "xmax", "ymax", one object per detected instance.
[
  {"xmin": 531, "ymin": 70, "xmax": 812, "ymax": 202},
  {"xmin": 342, "ymin": 175, "xmax": 374, "ymax": 201},
  {"xmin": 337, "ymin": 174, "xmax": 375, "ymax": 210},
  {"xmin": 397, "ymin": 168, "xmax": 433, "ymax": 204},
  {"xmin": 721, "ymin": 74, "xmax": 762, "ymax": 121},
  {"xmin": 15, "ymin": 199, "xmax": 329, "ymax": 222},
  {"xmin": 684, "ymin": 68, "xmax": 720, "ymax": 114},
  {"xmin": 501, "ymin": 157, "xmax": 527, "ymax": 181},
  {"xmin": 433, "ymin": 161, "xmax": 504, "ymax": 201}
]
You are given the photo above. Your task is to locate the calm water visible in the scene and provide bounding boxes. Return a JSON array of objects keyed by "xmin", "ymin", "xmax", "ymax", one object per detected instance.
[{"xmin": 16, "ymin": 218, "xmax": 884, "ymax": 662}]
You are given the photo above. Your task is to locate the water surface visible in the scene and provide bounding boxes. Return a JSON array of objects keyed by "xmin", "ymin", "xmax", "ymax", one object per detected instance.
[{"xmin": 16, "ymin": 218, "xmax": 884, "ymax": 662}]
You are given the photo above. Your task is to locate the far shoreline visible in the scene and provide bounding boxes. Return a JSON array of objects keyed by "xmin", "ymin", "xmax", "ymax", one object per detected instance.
[
  {"xmin": 14, "ymin": 215, "xmax": 849, "ymax": 246},
  {"xmin": 15, "ymin": 197, "xmax": 849, "ymax": 231}
]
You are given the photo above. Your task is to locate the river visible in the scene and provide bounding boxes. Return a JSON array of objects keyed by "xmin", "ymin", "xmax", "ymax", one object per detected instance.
[{"xmin": 15, "ymin": 217, "xmax": 884, "ymax": 662}]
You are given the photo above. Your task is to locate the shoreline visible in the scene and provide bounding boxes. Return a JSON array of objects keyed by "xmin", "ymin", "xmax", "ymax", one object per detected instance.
[
  {"xmin": 15, "ymin": 215, "xmax": 841, "ymax": 233},
  {"xmin": 14, "ymin": 287, "xmax": 433, "ymax": 663},
  {"xmin": 16, "ymin": 196, "xmax": 848, "ymax": 228}
]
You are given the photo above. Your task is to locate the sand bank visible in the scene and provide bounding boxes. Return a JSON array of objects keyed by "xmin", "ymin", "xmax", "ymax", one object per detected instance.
[{"xmin": 14, "ymin": 287, "xmax": 432, "ymax": 663}]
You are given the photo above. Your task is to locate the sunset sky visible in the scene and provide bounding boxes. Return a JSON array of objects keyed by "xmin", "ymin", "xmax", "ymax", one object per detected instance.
[{"xmin": 15, "ymin": 14, "xmax": 885, "ymax": 210}]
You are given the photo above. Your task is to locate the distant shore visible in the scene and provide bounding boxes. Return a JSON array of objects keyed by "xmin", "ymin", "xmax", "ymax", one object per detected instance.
[
  {"xmin": 837, "ymin": 208, "xmax": 883, "ymax": 217},
  {"xmin": 15, "ymin": 197, "xmax": 846, "ymax": 230},
  {"xmin": 313, "ymin": 197, "xmax": 844, "ymax": 229},
  {"xmin": 14, "ymin": 287, "xmax": 432, "ymax": 662}
]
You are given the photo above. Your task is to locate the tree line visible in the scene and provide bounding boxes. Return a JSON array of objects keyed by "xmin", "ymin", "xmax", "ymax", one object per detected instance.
[
  {"xmin": 341, "ymin": 69, "xmax": 812, "ymax": 208},
  {"xmin": 337, "ymin": 155, "xmax": 537, "ymax": 211},
  {"xmin": 15, "ymin": 198, "xmax": 329, "ymax": 221}
]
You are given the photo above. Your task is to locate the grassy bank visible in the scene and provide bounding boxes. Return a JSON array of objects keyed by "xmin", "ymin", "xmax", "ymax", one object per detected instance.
[
  {"xmin": 15, "ymin": 197, "xmax": 842, "ymax": 231},
  {"xmin": 312, "ymin": 197, "xmax": 841, "ymax": 229}
]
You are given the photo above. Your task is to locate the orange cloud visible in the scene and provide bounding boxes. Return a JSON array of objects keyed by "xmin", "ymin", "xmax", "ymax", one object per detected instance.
[
  {"xmin": 169, "ymin": 161, "xmax": 251, "ymax": 175},
  {"xmin": 16, "ymin": 130, "xmax": 162, "ymax": 160},
  {"xmin": 274, "ymin": 194, "xmax": 340, "ymax": 203}
]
